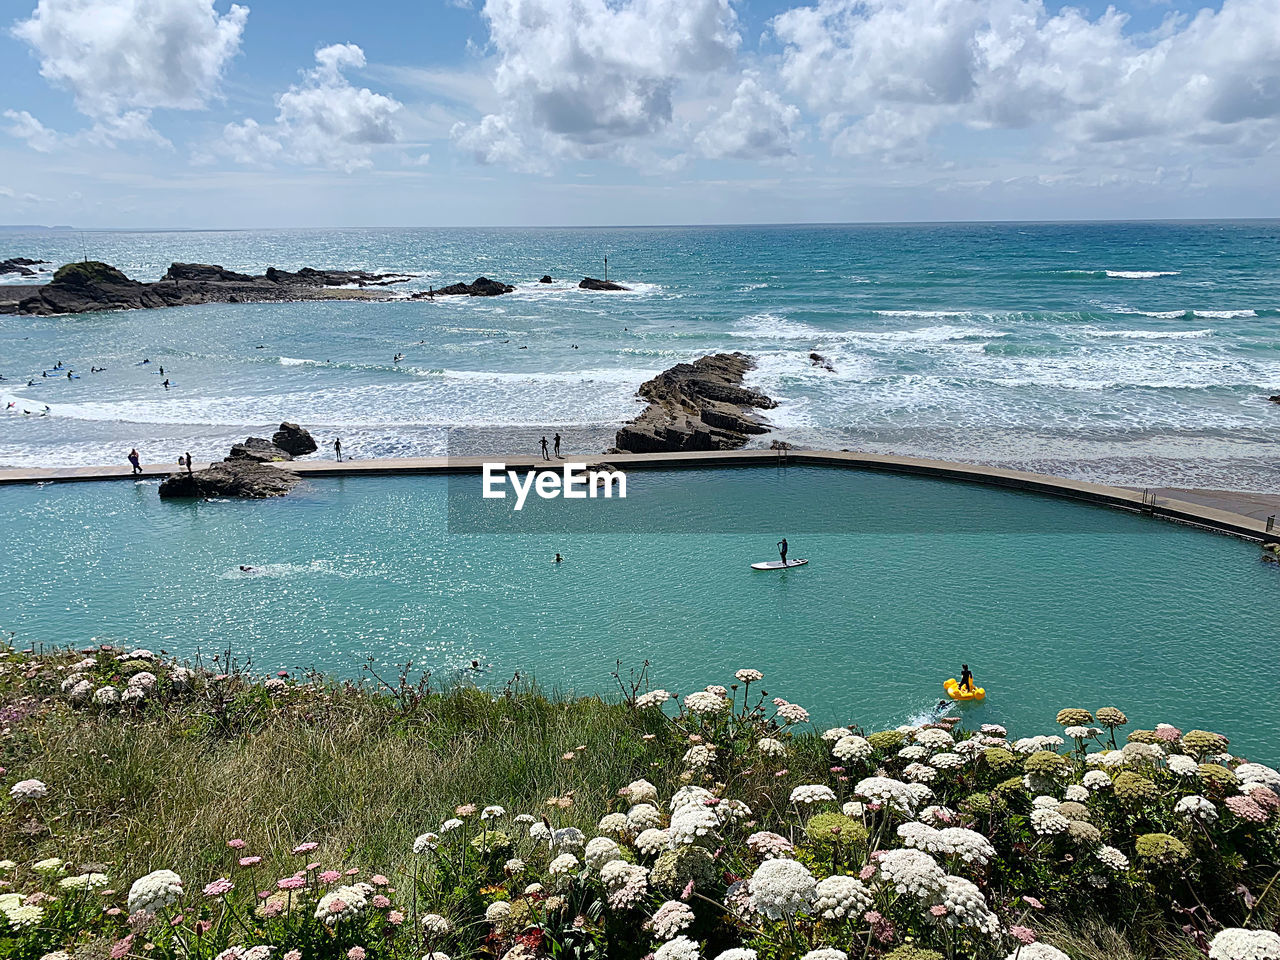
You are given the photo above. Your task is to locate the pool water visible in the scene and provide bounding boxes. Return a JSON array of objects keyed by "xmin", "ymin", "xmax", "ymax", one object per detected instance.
[{"xmin": 2, "ymin": 466, "xmax": 1276, "ymax": 758}]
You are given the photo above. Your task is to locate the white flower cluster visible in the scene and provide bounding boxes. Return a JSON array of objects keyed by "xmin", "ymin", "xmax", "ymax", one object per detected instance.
[
  {"xmin": 1082, "ymin": 770, "xmax": 1113, "ymax": 790},
  {"xmin": 602, "ymin": 859, "xmax": 649, "ymax": 910},
  {"xmin": 855, "ymin": 776, "xmax": 928, "ymax": 814},
  {"xmin": 481, "ymin": 805, "xmax": 506, "ymax": 821},
  {"xmin": 734, "ymin": 669, "xmax": 763, "ymax": 684},
  {"xmin": 812, "ymin": 874, "xmax": 871, "ymax": 919},
  {"xmin": 903, "ymin": 762, "xmax": 937, "ymax": 783},
  {"xmin": 1237, "ymin": 764, "xmax": 1280, "ymax": 792},
  {"xmin": 584, "ymin": 836, "xmax": 621, "ymax": 871},
  {"xmin": 670, "ymin": 786, "xmax": 715, "ymax": 812},
  {"xmin": 897, "ymin": 823, "xmax": 995, "ymax": 865},
  {"xmin": 94, "ymin": 685, "xmax": 121, "ymax": 705},
  {"xmin": 914, "ymin": 728, "xmax": 955, "ymax": 750},
  {"xmin": 684, "ymin": 744, "xmax": 716, "ymax": 769},
  {"xmin": 599, "ymin": 812, "xmax": 630, "ymax": 837},
  {"xmin": 636, "ymin": 829, "xmax": 672, "ymax": 856},
  {"xmin": 1175, "ymin": 795, "xmax": 1219, "ymax": 823},
  {"xmin": 790, "ymin": 784, "xmax": 837, "ymax": 805},
  {"xmin": 832, "ymin": 735, "xmax": 871, "ymax": 762},
  {"xmin": 931, "ymin": 752, "xmax": 964, "ymax": 769},
  {"xmin": 9, "ymin": 779, "xmax": 47, "ymax": 801},
  {"xmin": 1063, "ymin": 725, "xmax": 1101, "ymax": 739},
  {"xmin": 1207, "ymin": 928, "xmax": 1280, "ymax": 960},
  {"xmin": 1064, "ymin": 785, "xmax": 1090, "ymax": 802},
  {"xmin": 551, "ymin": 826, "xmax": 585, "ymax": 854},
  {"xmin": 875, "ymin": 848, "xmax": 945, "ymax": 898},
  {"xmin": 655, "ymin": 936, "xmax": 700, "ymax": 960},
  {"xmin": 625, "ymin": 779, "xmax": 660, "ymax": 805},
  {"xmin": 627, "ymin": 804, "xmax": 662, "ymax": 832},
  {"xmin": 650, "ymin": 899, "xmax": 695, "ymax": 939},
  {"xmin": 127, "ymin": 868, "xmax": 184, "ymax": 915},
  {"xmin": 636, "ymin": 689, "xmax": 672, "ymax": 709},
  {"xmin": 1095, "ymin": 845, "xmax": 1130, "ymax": 872},
  {"xmin": 747, "ymin": 831, "xmax": 794, "ymax": 859},
  {"xmin": 898, "ymin": 745, "xmax": 929, "ymax": 761},
  {"xmin": 548, "ymin": 853, "xmax": 580, "ymax": 879},
  {"xmin": 315, "ymin": 883, "xmax": 370, "ymax": 925},
  {"xmin": 1030, "ymin": 806, "xmax": 1070, "ymax": 836},
  {"xmin": 928, "ymin": 874, "xmax": 1000, "ymax": 937},
  {"xmin": 1013, "ymin": 735, "xmax": 1065, "ymax": 753},
  {"xmin": 420, "ymin": 914, "xmax": 451, "ymax": 935},
  {"xmin": 669, "ymin": 805, "xmax": 721, "ymax": 847},
  {"xmin": 1004, "ymin": 946, "xmax": 1071, "ymax": 960},
  {"xmin": 822, "ymin": 726, "xmax": 853, "ymax": 742},
  {"xmin": 748, "ymin": 858, "xmax": 816, "ymax": 919},
  {"xmin": 775, "ymin": 700, "xmax": 810, "ymax": 724},
  {"xmin": 758, "ymin": 737, "xmax": 787, "ymax": 757},
  {"xmin": 1167, "ymin": 754, "xmax": 1200, "ymax": 776},
  {"xmin": 684, "ymin": 691, "xmax": 727, "ymax": 716},
  {"xmin": 486, "ymin": 901, "xmax": 512, "ymax": 923}
]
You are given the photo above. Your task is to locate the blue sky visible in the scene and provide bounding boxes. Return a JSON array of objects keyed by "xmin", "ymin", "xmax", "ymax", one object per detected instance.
[{"xmin": 2, "ymin": 0, "xmax": 1277, "ymax": 228}]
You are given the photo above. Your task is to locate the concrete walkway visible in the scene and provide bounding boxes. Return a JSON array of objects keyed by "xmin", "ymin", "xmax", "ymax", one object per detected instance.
[{"xmin": 0, "ymin": 448, "xmax": 1275, "ymax": 542}]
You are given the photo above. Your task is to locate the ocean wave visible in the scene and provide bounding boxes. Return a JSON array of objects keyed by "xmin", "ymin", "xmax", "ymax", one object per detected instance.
[
  {"xmin": 730, "ymin": 314, "xmax": 1008, "ymax": 344},
  {"xmin": 1105, "ymin": 270, "xmax": 1180, "ymax": 279},
  {"xmin": 738, "ymin": 282, "xmax": 769, "ymax": 292},
  {"xmin": 1082, "ymin": 328, "xmax": 1213, "ymax": 340}
]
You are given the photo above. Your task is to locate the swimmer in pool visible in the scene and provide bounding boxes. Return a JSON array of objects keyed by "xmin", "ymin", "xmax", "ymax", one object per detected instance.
[
  {"xmin": 554, "ymin": 553, "xmax": 563, "ymax": 563},
  {"xmin": 239, "ymin": 565, "xmax": 256, "ymax": 573}
]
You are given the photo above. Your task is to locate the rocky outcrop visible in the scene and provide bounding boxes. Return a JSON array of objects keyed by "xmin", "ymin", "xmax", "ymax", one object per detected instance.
[
  {"xmin": 1269, "ymin": 395, "xmax": 1280, "ymax": 404},
  {"xmin": 4, "ymin": 260, "xmax": 412, "ymax": 316},
  {"xmin": 538, "ymin": 275, "xmax": 553, "ymax": 284},
  {"xmin": 226, "ymin": 437, "xmax": 294, "ymax": 462},
  {"xmin": 613, "ymin": 352, "xmax": 776, "ymax": 453},
  {"xmin": 810, "ymin": 352, "xmax": 836, "ymax": 372},
  {"xmin": 421, "ymin": 276, "xmax": 515, "ymax": 297},
  {"xmin": 0, "ymin": 257, "xmax": 48, "ymax": 277},
  {"xmin": 580, "ymin": 277, "xmax": 630, "ymax": 291},
  {"xmin": 272, "ymin": 422, "xmax": 317, "ymax": 456},
  {"xmin": 158, "ymin": 460, "xmax": 298, "ymax": 499}
]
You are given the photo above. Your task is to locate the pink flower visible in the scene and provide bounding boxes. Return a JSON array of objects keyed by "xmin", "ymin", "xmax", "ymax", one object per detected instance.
[
  {"xmin": 1226, "ymin": 795, "xmax": 1269, "ymax": 823},
  {"xmin": 348, "ymin": 949, "xmax": 366, "ymax": 960},
  {"xmin": 277, "ymin": 876, "xmax": 306, "ymax": 890},
  {"xmin": 227, "ymin": 839, "xmax": 247, "ymax": 850},
  {"xmin": 203, "ymin": 878, "xmax": 234, "ymax": 897},
  {"xmin": 830, "ymin": 766, "xmax": 845, "ymax": 773},
  {"xmin": 1251, "ymin": 786, "xmax": 1280, "ymax": 811},
  {"xmin": 277, "ymin": 670, "xmax": 289, "ymax": 677},
  {"xmin": 239, "ymin": 856, "xmax": 262, "ymax": 867},
  {"xmin": 1011, "ymin": 925, "xmax": 1037, "ymax": 945},
  {"xmin": 371, "ymin": 875, "xmax": 389, "ymax": 886},
  {"xmin": 1022, "ymin": 896, "xmax": 1045, "ymax": 910},
  {"xmin": 388, "ymin": 910, "xmax": 405, "ymax": 925},
  {"xmin": 681, "ymin": 879, "xmax": 694, "ymax": 900},
  {"xmin": 107, "ymin": 907, "xmax": 123, "ymax": 916},
  {"xmin": 320, "ymin": 870, "xmax": 341, "ymax": 883},
  {"xmin": 293, "ymin": 842, "xmax": 319, "ymax": 854},
  {"xmin": 929, "ymin": 905, "xmax": 948, "ymax": 917},
  {"xmin": 283, "ymin": 952, "xmax": 302, "ymax": 960},
  {"xmin": 345, "ymin": 868, "xmax": 359, "ymax": 876},
  {"xmin": 327, "ymin": 898, "xmax": 348, "ymax": 915},
  {"xmin": 371, "ymin": 894, "xmax": 391, "ymax": 909},
  {"xmin": 859, "ymin": 864, "xmax": 876, "ymax": 881},
  {"xmin": 306, "ymin": 862, "xmax": 320, "ymax": 871},
  {"xmin": 455, "ymin": 804, "xmax": 477, "ymax": 816},
  {"xmin": 262, "ymin": 900, "xmax": 284, "ymax": 918},
  {"xmin": 110, "ymin": 935, "xmax": 134, "ymax": 959},
  {"xmin": 195, "ymin": 920, "xmax": 212, "ymax": 935}
]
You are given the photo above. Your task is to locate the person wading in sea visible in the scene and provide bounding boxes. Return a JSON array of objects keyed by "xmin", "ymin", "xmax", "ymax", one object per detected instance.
[{"xmin": 334, "ymin": 437, "xmax": 343, "ymax": 462}]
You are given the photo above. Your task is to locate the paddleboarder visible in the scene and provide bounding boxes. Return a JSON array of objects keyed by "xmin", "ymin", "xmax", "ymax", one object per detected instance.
[{"xmin": 777, "ymin": 537, "xmax": 789, "ymax": 566}]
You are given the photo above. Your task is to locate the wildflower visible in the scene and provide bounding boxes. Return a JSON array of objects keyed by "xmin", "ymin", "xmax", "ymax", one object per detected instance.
[
  {"xmin": 348, "ymin": 949, "xmax": 366, "ymax": 960},
  {"xmin": 33, "ymin": 858, "xmax": 65, "ymax": 875},
  {"xmin": 684, "ymin": 691, "xmax": 727, "ymax": 716},
  {"xmin": 293, "ymin": 842, "xmax": 319, "ymax": 854},
  {"xmin": 734, "ymin": 669, "xmax": 763, "ymax": 683},
  {"xmin": 585, "ymin": 836, "xmax": 622, "ymax": 871},
  {"xmin": 1225, "ymin": 795, "xmax": 1270, "ymax": 823},
  {"xmin": 1030, "ymin": 807, "xmax": 1069, "ymax": 835},
  {"xmin": 776, "ymin": 701, "xmax": 810, "ymax": 724},
  {"xmin": 875, "ymin": 848, "xmax": 945, "ymax": 898},
  {"xmin": 549, "ymin": 853, "xmax": 580, "ymax": 879},
  {"xmin": 713, "ymin": 951, "xmax": 757, "ymax": 960},
  {"xmin": 636, "ymin": 690, "xmax": 672, "ymax": 709},
  {"xmin": 1056, "ymin": 708, "xmax": 1094, "ymax": 726},
  {"xmin": 855, "ymin": 776, "xmax": 923, "ymax": 814},
  {"xmin": 1113, "ymin": 772, "xmax": 1158, "ymax": 803},
  {"xmin": 1095, "ymin": 708, "xmax": 1128, "ymax": 728},
  {"xmin": 1011, "ymin": 925, "xmax": 1037, "ymax": 944},
  {"xmin": 413, "ymin": 832, "xmax": 440, "ymax": 853},
  {"xmin": 655, "ymin": 936, "xmax": 700, "ymax": 960},
  {"xmin": 387, "ymin": 910, "xmax": 404, "ymax": 925},
  {"xmin": 370, "ymin": 895, "xmax": 390, "ymax": 908},
  {"xmin": 276, "ymin": 876, "xmax": 305, "ymax": 890},
  {"xmin": 1207, "ymin": 928, "xmax": 1280, "ymax": 960},
  {"xmin": 10, "ymin": 779, "xmax": 47, "ymax": 801},
  {"xmin": 60, "ymin": 872, "xmax": 109, "ymax": 890},
  {"xmin": 603, "ymin": 861, "xmax": 650, "ymax": 910},
  {"xmin": 928, "ymin": 874, "xmax": 1000, "ymax": 936},
  {"xmin": 1064, "ymin": 785, "xmax": 1090, "ymax": 802},
  {"xmin": 2, "ymin": 903, "xmax": 44, "ymax": 927},
  {"xmin": 832, "ymin": 735, "xmax": 871, "ymax": 762},
  {"xmin": 504, "ymin": 858, "xmax": 525, "ymax": 875},
  {"xmin": 649, "ymin": 899, "xmax": 695, "ymax": 938},
  {"xmin": 904, "ymin": 762, "xmax": 938, "ymax": 783},
  {"xmin": 440, "ymin": 818, "xmax": 463, "ymax": 833},
  {"xmin": 552, "ymin": 826, "xmax": 586, "ymax": 853},
  {"xmin": 813, "ymin": 874, "xmax": 872, "ymax": 919},
  {"xmin": 802, "ymin": 950, "xmax": 847, "ymax": 960},
  {"xmin": 1095, "ymin": 846, "xmax": 1129, "ymax": 871},
  {"xmin": 669, "ymin": 804, "xmax": 721, "ymax": 846},
  {"xmin": 283, "ymin": 952, "xmax": 302, "ymax": 960},
  {"xmin": 1236, "ymin": 763, "xmax": 1280, "ymax": 791},
  {"xmin": 981, "ymin": 723, "xmax": 1008, "ymax": 736},
  {"xmin": 315, "ymin": 884, "xmax": 369, "ymax": 924},
  {"xmin": 239, "ymin": 856, "xmax": 262, "ymax": 867},
  {"xmin": 486, "ymin": 901, "xmax": 512, "ymax": 923},
  {"xmin": 758, "ymin": 737, "xmax": 786, "ymax": 757},
  {"xmin": 747, "ymin": 831, "xmax": 794, "ymax": 859},
  {"xmin": 748, "ymin": 858, "xmax": 816, "ymax": 919},
  {"xmin": 897, "ymin": 823, "xmax": 996, "ymax": 865},
  {"xmin": 319, "ymin": 870, "xmax": 342, "ymax": 883},
  {"xmin": 1082, "ymin": 770, "xmax": 1112, "ymax": 790},
  {"xmin": 790, "ymin": 784, "xmax": 837, "ymax": 805},
  {"xmin": 684, "ymin": 744, "xmax": 716, "ymax": 769},
  {"xmin": 1004, "ymin": 946, "xmax": 1070, "ymax": 960},
  {"xmin": 127, "ymin": 869, "xmax": 184, "ymax": 915},
  {"xmin": 227, "ymin": 839, "xmax": 247, "ymax": 850},
  {"xmin": 1135, "ymin": 833, "xmax": 1190, "ymax": 867},
  {"xmin": 637, "ymin": 829, "xmax": 672, "ymax": 856},
  {"xmin": 1176, "ymin": 795, "xmax": 1218, "ymax": 822},
  {"xmin": 823, "ymin": 726, "xmax": 853, "ymax": 741},
  {"xmin": 420, "ymin": 913, "xmax": 451, "ymax": 935},
  {"xmin": 110, "ymin": 936, "xmax": 134, "ymax": 959}
]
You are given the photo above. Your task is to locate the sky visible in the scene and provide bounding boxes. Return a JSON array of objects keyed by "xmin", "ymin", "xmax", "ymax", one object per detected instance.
[{"xmin": 1, "ymin": 0, "xmax": 1278, "ymax": 228}]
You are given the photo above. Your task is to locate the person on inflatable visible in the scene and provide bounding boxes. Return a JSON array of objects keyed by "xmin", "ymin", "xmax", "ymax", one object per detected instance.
[{"xmin": 960, "ymin": 663, "xmax": 974, "ymax": 692}]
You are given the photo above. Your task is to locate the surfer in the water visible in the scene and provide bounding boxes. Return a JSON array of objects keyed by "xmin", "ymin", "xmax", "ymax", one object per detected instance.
[{"xmin": 777, "ymin": 538, "xmax": 789, "ymax": 566}]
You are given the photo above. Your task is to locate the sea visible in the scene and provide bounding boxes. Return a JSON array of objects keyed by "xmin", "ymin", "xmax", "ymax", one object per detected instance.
[{"xmin": 2, "ymin": 221, "xmax": 1279, "ymax": 490}]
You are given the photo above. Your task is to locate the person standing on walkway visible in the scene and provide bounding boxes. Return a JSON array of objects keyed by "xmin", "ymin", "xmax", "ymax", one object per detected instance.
[
  {"xmin": 540, "ymin": 436, "xmax": 550, "ymax": 460},
  {"xmin": 127, "ymin": 449, "xmax": 141, "ymax": 475},
  {"xmin": 184, "ymin": 452, "xmax": 194, "ymax": 476},
  {"xmin": 334, "ymin": 437, "xmax": 343, "ymax": 462},
  {"xmin": 553, "ymin": 432, "xmax": 562, "ymax": 457}
]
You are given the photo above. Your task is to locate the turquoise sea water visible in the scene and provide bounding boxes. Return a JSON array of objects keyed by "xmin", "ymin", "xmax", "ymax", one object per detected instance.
[
  {"xmin": 2, "ymin": 466, "xmax": 1277, "ymax": 760},
  {"xmin": 2, "ymin": 221, "xmax": 1279, "ymax": 489}
]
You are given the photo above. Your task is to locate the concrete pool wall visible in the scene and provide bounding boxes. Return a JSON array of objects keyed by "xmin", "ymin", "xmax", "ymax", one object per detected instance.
[{"xmin": 2, "ymin": 448, "xmax": 1275, "ymax": 543}]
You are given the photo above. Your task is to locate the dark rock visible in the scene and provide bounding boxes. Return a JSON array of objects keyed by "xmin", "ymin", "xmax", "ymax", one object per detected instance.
[
  {"xmin": 13, "ymin": 260, "xmax": 412, "ymax": 316},
  {"xmin": 0, "ymin": 257, "xmax": 48, "ymax": 277},
  {"xmin": 158, "ymin": 460, "xmax": 298, "ymax": 499},
  {"xmin": 425, "ymin": 276, "xmax": 516, "ymax": 297},
  {"xmin": 809, "ymin": 352, "xmax": 836, "ymax": 372},
  {"xmin": 1269, "ymin": 395, "xmax": 1280, "ymax": 404},
  {"xmin": 538, "ymin": 275, "xmax": 553, "ymax": 283},
  {"xmin": 272, "ymin": 421, "xmax": 317, "ymax": 456},
  {"xmin": 769, "ymin": 440, "xmax": 794, "ymax": 450},
  {"xmin": 614, "ymin": 352, "xmax": 777, "ymax": 453},
  {"xmin": 580, "ymin": 276, "xmax": 630, "ymax": 291},
  {"xmin": 226, "ymin": 437, "xmax": 294, "ymax": 462}
]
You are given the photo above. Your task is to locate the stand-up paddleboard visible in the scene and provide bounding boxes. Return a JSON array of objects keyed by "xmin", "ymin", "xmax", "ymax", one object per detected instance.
[{"xmin": 751, "ymin": 559, "xmax": 808, "ymax": 570}]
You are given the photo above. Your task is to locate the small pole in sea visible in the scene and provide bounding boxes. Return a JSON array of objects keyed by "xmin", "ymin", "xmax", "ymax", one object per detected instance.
[{"xmin": 604, "ymin": 255, "xmax": 608, "ymax": 283}]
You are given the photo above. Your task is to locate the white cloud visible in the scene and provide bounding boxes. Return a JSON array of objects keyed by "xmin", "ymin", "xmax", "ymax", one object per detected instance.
[
  {"xmin": 4, "ymin": 109, "xmax": 61, "ymax": 151},
  {"xmin": 695, "ymin": 72, "xmax": 801, "ymax": 159},
  {"xmin": 456, "ymin": 0, "xmax": 741, "ymax": 167},
  {"xmin": 11, "ymin": 0, "xmax": 247, "ymax": 141},
  {"xmin": 772, "ymin": 0, "xmax": 1280, "ymax": 161},
  {"xmin": 215, "ymin": 43, "xmax": 402, "ymax": 172}
]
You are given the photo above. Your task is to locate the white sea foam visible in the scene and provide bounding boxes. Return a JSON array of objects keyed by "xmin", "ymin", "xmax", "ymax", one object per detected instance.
[
  {"xmin": 1105, "ymin": 270, "xmax": 1180, "ymax": 279},
  {"xmin": 738, "ymin": 282, "xmax": 769, "ymax": 292},
  {"xmin": 1136, "ymin": 309, "xmax": 1255, "ymax": 320},
  {"xmin": 730, "ymin": 314, "xmax": 1008, "ymax": 344},
  {"xmin": 1082, "ymin": 327, "xmax": 1213, "ymax": 340}
]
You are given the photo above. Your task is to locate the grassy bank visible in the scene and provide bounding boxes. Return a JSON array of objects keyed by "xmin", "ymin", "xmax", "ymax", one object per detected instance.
[{"xmin": 1, "ymin": 644, "xmax": 1278, "ymax": 960}]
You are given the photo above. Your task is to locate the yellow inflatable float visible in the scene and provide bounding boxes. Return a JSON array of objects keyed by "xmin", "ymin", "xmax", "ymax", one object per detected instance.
[{"xmin": 944, "ymin": 678, "xmax": 986, "ymax": 701}]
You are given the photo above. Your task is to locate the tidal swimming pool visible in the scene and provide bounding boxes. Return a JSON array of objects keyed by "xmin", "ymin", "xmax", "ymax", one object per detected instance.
[{"xmin": 2, "ymin": 466, "xmax": 1276, "ymax": 758}]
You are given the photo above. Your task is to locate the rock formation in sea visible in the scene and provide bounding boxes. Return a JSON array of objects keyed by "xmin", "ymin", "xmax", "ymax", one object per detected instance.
[
  {"xmin": 226, "ymin": 438, "xmax": 295, "ymax": 463},
  {"xmin": 158, "ymin": 460, "xmax": 299, "ymax": 499},
  {"xmin": 612, "ymin": 352, "xmax": 777, "ymax": 453},
  {"xmin": 539, "ymin": 275, "xmax": 553, "ymax": 283},
  {"xmin": 579, "ymin": 277, "xmax": 630, "ymax": 291},
  {"xmin": 1268, "ymin": 394, "xmax": 1280, "ymax": 404},
  {"xmin": 272, "ymin": 422, "xmax": 318, "ymax": 456},
  {"xmin": 1, "ymin": 260, "xmax": 412, "ymax": 316},
  {"xmin": 418, "ymin": 277, "xmax": 516, "ymax": 297},
  {"xmin": 0, "ymin": 257, "xmax": 49, "ymax": 277},
  {"xmin": 809, "ymin": 352, "xmax": 836, "ymax": 372}
]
